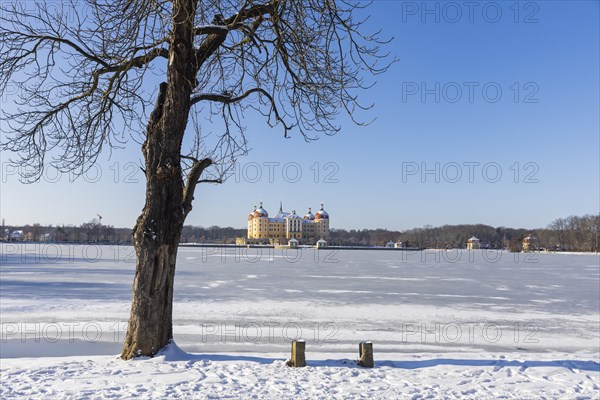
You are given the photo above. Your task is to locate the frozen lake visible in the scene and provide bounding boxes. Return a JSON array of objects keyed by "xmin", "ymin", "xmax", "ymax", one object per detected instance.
[{"xmin": 1, "ymin": 244, "xmax": 599, "ymax": 357}]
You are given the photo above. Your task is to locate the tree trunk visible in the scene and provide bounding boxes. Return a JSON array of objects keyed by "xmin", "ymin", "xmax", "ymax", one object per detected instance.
[
  {"xmin": 120, "ymin": 101, "xmax": 187, "ymax": 358},
  {"xmin": 121, "ymin": 0, "xmax": 197, "ymax": 360},
  {"xmin": 119, "ymin": 120, "xmax": 186, "ymax": 357}
]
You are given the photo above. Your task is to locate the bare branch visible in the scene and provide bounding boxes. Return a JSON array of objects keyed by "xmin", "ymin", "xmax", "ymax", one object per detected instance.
[
  {"xmin": 191, "ymin": 86, "xmax": 292, "ymax": 134},
  {"xmin": 1, "ymin": 0, "xmax": 393, "ymax": 180},
  {"xmin": 198, "ymin": 179, "xmax": 223, "ymax": 184},
  {"xmin": 182, "ymin": 157, "xmax": 213, "ymax": 217},
  {"xmin": 194, "ymin": 25, "xmax": 230, "ymax": 35}
]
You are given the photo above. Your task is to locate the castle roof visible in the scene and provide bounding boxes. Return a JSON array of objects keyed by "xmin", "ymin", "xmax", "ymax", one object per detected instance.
[
  {"xmin": 315, "ymin": 203, "xmax": 329, "ymax": 220},
  {"xmin": 248, "ymin": 201, "xmax": 269, "ymax": 218},
  {"xmin": 304, "ymin": 207, "xmax": 315, "ymax": 220},
  {"xmin": 249, "ymin": 201, "xmax": 329, "ymax": 222}
]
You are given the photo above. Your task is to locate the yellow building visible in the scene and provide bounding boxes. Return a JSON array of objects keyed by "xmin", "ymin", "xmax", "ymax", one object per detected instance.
[
  {"xmin": 522, "ymin": 235, "xmax": 537, "ymax": 252},
  {"xmin": 467, "ymin": 236, "xmax": 480, "ymax": 250},
  {"xmin": 246, "ymin": 201, "xmax": 330, "ymax": 244}
]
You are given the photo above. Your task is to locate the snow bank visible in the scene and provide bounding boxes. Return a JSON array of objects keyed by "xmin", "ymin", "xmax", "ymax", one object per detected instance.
[{"xmin": 1, "ymin": 347, "xmax": 598, "ymax": 399}]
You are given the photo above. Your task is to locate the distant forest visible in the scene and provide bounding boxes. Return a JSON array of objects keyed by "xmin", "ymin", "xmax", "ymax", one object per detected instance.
[{"xmin": 2, "ymin": 214, "xmax": 598, "ymax": 252}]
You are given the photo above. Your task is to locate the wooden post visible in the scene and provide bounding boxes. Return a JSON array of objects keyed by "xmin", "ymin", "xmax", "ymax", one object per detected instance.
[
  {"xmin": 358, "ymin": 341, "xmax": 374, "ymax": 368},
  {"xmin": 286, "ymin": 340, "xmax": 306, "ymax": 367}
]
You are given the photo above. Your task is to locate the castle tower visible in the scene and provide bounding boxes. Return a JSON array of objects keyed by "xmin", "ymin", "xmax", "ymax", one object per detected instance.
[
  {"xmin": 314, "ymin": 202, "xmax": 330, "ymax": 240},
  {"xmin": 248, "ymin": 202, "xmax": 269, "ymax": 239}
]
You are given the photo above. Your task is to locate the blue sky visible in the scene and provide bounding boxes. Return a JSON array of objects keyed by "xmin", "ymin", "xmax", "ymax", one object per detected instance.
[{"xmin": 1, "ymin": 1, "xmax": 599, "ymax": 231}]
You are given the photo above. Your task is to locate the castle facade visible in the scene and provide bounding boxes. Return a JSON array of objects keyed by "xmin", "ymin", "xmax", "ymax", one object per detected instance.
[{"xmin": 245, "ymin": 201, "xmax": 330, "ymax": 244}]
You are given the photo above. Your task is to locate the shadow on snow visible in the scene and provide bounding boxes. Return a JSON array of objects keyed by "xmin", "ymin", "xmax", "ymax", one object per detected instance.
[{"xmin": 155, "ymin": 343, "xmax": 600, "ymax": 372}]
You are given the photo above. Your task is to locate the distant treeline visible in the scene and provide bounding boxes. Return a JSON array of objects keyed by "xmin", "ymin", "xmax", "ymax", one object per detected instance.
[
  {"xmin": 2, "ymin": 214, "xmax": 598, "ymax": 252},
  {"xmin": 354, "ymin": 213, "xmax": 599, "ymax": 252}
]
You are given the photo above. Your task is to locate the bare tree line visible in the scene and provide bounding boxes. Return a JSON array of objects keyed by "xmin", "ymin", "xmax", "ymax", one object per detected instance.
[
  {"xmin": 347, "ymin": 214, "xmax": 599, "ymax": 252},
  {"xmin": 3, "ymin": 213, "xmax": 598, "ymax": 251},
  {"xmin": 540, "ymin": 214, "xmax": 600, "ymax": 252},
  {"xmin": 1, "ymin": 219, "xmax": 126, "ymax": 243}
]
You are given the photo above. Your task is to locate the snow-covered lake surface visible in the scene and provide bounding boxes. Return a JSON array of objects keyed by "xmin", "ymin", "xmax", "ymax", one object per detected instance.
[{"xmin": 1, "ymin": 244, "xmax": 599, "ymax": 399}]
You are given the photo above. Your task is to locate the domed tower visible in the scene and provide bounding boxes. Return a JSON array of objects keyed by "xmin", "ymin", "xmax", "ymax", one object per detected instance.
[
  {"xmin": 314, "ymin": 203, "xmax": 330, "ymax": 239},
  {"xmin": 255, "ymin": 201, "xmax": 269, "ymax": 239},
  {"xmin": 303, "ymin": 207, "xmax": 315, "ymax": 220},
  {"xmin": 302, "ymin": 207, "xmax": 316, "ymax": 239},
  {"xmin": 248, "ymin": 201, "xmax": 269, "ymax": 239},
  {"xmin": 247, "ymin": 205, "xmax": 257, "ymax": 238},
  {"xmin": 254, "ymin": 201, "xmax": 269, "ymax": 218}
]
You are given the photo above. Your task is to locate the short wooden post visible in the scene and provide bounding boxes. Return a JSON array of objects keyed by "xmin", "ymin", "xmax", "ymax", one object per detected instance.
[
  {"xmin": 358, "ymin": 341, "xmax": 374, "ymax": 368},
  {"xmin": 286, "ymin": 340, "xmax": 306, "ymax": 367}
]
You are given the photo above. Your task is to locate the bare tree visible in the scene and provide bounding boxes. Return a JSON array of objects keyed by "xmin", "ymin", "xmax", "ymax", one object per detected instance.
[
  {"xmin": 30, "ymin": 223, "xmax": 43, "ymax": 242},
  {"xmin": 81, "ymin": 218, "xmax": 103, "ymax": 242},
  {"xmin": 549, "ymin": 217, "xmax": 568, "ymax": 250},
  {"xmin": 0, "ymin": 0, "xmax": 392, "ymax": 359}
]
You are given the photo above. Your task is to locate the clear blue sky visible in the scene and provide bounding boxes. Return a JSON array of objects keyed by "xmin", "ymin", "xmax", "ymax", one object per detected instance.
[{"xmin": 1, "ymin": 1, "xmax": 599, "ymax": 231}]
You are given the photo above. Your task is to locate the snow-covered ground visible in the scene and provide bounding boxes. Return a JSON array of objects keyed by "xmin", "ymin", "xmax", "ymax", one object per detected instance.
[{"xmin": 1, "ymin": 244, "xmax": 599, "ymax": 398}]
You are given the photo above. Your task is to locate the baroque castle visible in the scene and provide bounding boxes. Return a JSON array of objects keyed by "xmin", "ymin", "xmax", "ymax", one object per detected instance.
[{"xmin": 243, "ymin": 201, "xmax": 330, "ymax": 245}]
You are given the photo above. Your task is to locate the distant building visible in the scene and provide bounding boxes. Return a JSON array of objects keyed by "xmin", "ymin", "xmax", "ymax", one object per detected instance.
[
  {"xmin": 467, "ymin": 236, "xmax": 480, "ymax": 250},
  {"xmin": 522, "ymin": 235, "xmax": 537, "ymax": 252},
  {"xmin": 394, "ymin": 242, "xmax": 403, "ymax": 248},
  {"xmin": 245, "ymin": 201, "xmax": 330, "ymax": 245},
  {"xmin": 9, "ymin": 230, "xmax": 24, "ymax": 241},
  {"xmin": 385, "ymin": 240, "xmax": 395, "ymax": 248},
  {"xmin": 316, "ymin": 238, "xmax": 328, "ymax": 249}
]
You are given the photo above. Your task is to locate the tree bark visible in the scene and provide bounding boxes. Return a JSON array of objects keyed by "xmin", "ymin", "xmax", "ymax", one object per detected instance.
[
  {"xmin": 120, "ymin": 81, "xmax": 187, "ymax": 359},
  {"xmin": 121, "ymin": 0, "xmax": 198, "ymax": 360}
]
